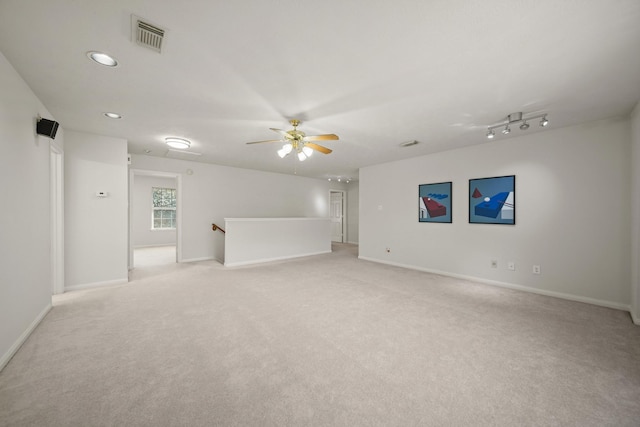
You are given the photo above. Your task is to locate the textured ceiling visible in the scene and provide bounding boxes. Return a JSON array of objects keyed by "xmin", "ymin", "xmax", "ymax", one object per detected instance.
[{"xmin": 1, "ymin": 0, "xmax": 639, "ymax": 181}]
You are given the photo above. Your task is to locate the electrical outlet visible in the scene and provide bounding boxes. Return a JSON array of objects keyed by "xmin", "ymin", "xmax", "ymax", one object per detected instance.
[
  {"xmin": 491, "ymin": 260, "xmax": 498, "ymax": 269},
  {"xmin": 533, "ymin": 265, "xmax": 541, "ymax": 275},
  {"xmin": 507, "ymin": 262, "xmax": 515, "ymax": 271}
]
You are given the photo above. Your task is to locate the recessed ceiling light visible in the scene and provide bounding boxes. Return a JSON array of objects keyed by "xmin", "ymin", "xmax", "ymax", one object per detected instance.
[
  {"xmin": 104, "ymin": 112, "xmax": 122, "ymax": 119},
  {"xmin": 87, "ymin": 51, "xmax": 118, "ymax": 67},
  {"xmin": 165, "ymin": 137, "xmax": 191, "ymax": 149}
]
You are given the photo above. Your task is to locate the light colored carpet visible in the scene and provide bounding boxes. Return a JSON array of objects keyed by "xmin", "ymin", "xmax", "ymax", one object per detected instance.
[
  {"xmin": 1, "ymin": 243, "xmax": 639, "ymax": 426},
  {"xmin": 134, "ymin": 245, "xmax": 176, "ymax": 267}
]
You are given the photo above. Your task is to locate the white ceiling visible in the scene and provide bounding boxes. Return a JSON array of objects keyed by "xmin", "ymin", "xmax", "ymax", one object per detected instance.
[{"xmin": 1, "ymin": 0, "xmax": 639, "ymax": 181}]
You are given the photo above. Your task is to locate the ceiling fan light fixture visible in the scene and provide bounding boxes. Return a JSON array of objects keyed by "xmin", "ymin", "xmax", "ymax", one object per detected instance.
[
  {"xmin": 302, "ymin": 146, "xmax": 313, "ymax": 157},
  {"xmin": 165, "ymin": 137, "xmax": 190, "ymax": 149},
  {"xmin": 247, "ymin": 119, "xmax": 337, "ymax": 162}
]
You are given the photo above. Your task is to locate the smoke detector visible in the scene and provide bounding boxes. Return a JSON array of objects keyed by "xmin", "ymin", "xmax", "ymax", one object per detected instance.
[{"xmin": 131, "ymin": 15, "xmax": 166, "ymax": 53}]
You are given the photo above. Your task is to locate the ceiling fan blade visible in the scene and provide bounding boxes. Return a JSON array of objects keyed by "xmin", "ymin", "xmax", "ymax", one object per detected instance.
[
  {"xmin": 303, "ymin": 134, "xmax": 339, "ymax": 141},
  {"xmin": 246, "ymin": 139, "xmax": 282, "ymax": 145},
  {"xmin": 305, "ymin": 142, "xmax": 332, "ymax": 154},
  {"xmin": 269, "ymin": 128, "xmax": 290, "ymax": 138}
]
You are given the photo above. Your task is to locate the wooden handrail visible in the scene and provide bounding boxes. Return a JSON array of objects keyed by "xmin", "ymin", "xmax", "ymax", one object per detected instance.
[{"xmin": 211, "ymin": 223, "xmax": 225, "ymax": 234}]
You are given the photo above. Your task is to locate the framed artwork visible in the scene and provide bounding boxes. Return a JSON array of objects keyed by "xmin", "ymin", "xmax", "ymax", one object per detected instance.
[
  {"xmin": 469, "ymin": 175, "xmax": 515, "ymax": 225},
  {"xmin": 419, "ymin": 182, "xmax": 452, "ymax": 223}
]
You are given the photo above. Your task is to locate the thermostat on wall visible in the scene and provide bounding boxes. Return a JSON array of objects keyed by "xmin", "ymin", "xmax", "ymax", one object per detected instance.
[{"xmin": 96, "ymin": 191, "xmax": 109, "ymax": 198}]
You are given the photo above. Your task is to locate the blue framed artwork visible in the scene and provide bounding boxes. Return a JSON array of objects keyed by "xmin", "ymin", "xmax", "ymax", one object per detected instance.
[
  {"xmin": 419, "ymin": 182, "xmax": 452, "ymax": 223},
  {"xmin": 469, "ymin": 175, "xmax": 515, "ymax": 224}
]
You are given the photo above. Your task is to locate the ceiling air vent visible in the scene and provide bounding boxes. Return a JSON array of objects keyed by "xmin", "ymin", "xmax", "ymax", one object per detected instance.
[
  {"xmin": 132, "ymin": 16, "xmax": 165, "ymax": 53},
  {"xmin": 165, "ymin": 149, "xmax": 202, "ymax": 160}
]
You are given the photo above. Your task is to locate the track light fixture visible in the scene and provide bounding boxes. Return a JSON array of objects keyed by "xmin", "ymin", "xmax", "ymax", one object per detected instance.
[{"xmin": 486, "ymin": 112, "xmax": 549, "ymax": 139}]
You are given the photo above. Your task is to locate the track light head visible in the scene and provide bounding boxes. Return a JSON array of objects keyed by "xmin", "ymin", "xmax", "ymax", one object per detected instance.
[
  {"xmin": 540, "ymin": 116, "xmax": 549, "ymax": 127},
  {"xmin": 486, "ymin": 129, "xmax": 495, "ymax": 139},
  {"xmin": 520, "ymin": 121, "xmax": 530, "ymax": 130},
  {"xmin": 502, "ymin": 125, "xmax": 511, "ymax": 135}
]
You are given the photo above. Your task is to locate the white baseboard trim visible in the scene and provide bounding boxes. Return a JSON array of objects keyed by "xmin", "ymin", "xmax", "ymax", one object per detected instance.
[
  {"xmin": 0, "ymin": 303, "xmax": 52, "ymax": 372},
  {"xmin": 358, "ymin": 256, "xmax": 632, "ymax": 314},
  {"xmin": 180, "ymin": 256, "xmax": 216, "ymax": 263},
  {"xmin": 225, "ymin": 250, "xmax": 331, "ymax": 268},
  {"xmin": 134, "ymin": 244, "xmax": 176, "ymax": 248},
  {"xmin": 65, "ymin": 278, "xmax": 128, "ymax": 293},
  {"xmin": 631, "ymin": 310, "xmax": 640, "ymax": 325}
]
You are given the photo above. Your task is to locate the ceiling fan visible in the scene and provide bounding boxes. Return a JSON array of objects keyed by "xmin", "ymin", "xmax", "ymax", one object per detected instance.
[{"xmin": 246, "ymin": 119, "xmax": 339, "ymax": 161}]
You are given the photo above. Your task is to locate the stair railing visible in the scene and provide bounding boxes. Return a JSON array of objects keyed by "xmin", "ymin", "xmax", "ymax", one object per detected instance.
[{"xmin": 211, "ymin": 223, "xmax": 226, "ymax": 234}]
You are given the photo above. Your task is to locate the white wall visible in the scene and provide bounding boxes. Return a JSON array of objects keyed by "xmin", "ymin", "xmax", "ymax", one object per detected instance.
[
  {"xmin": 347, "ymin": 181, "xmax": 359, "ymax": 244},
  {"xmin": 224, "ymin": 218, "xmax": 331, "ymax": 266},
  {"xmin": 0, "ymin": 51, "xmax": 59, "ymax": 369},
  {"xmin": 65, "ymin": 131, "xmax": 128, "ymax": 290},
  {"xmin": 631, "ymin": 102, "xmax": 640, "ymax": 324},
  {"xmin": 132, "ymin": 175, "xmax": 177, "ymax": 247},
  {"xmin": 360, "ymin": 117, "xmax": 632, "ymax": 310},
  {"xmin": 130, "ymin": 155, "xmax": 342, "ymax": 263}
]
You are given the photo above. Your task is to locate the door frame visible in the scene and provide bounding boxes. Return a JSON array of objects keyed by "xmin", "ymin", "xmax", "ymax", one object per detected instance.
[
  {"xmin": 50, "ymin": 143, "xmax": 64, "ymax": 294},
  {"xmin": 129, "ymin": 169, "xmax": 182, "ymax": 270}
]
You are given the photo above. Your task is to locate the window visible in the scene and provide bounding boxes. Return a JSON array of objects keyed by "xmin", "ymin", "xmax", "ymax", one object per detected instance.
[{"xmin": 152, "ymin": 187, "xmax": 176, "ymax": 229}]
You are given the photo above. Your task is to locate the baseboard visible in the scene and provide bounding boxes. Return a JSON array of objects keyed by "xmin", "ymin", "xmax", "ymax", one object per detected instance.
[
  {"xmin": 0, "ymin": 303, "xmax": 52, "ymax": 372},
  {"xmin": 65, "ymin": 278, "xmax": 128, "ymax": 293},
  {"xmin": 180, "ymin": 256, "xmax": 216, "ymax": 263},
  {"xmin": 225, "ymin": 250, "xmax": 332, "ymax": 267},
  {"xmin": 631, "ymin": 309, "xmax": 640, "ymax": 325},
  {"xmin": 358, "ymin": 256, "xmax": 631, "ymax": 314}
]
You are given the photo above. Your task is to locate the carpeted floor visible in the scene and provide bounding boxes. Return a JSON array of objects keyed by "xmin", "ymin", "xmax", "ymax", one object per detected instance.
[
  {"xmin": 134, "ymin": 245, "xmax": 177, "ymax": 268},
  {"xmin": 1, "ymin": 243, "xmax": 639, "ymax": 426}
]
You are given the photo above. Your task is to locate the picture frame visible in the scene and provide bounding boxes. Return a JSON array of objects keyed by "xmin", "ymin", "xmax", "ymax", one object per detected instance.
[
  {"xmin": 419, "ymin": 181, "xmax": 452, "ymax": 223},
  {"xmin": 468, "ymin": 175, "xmax": 515, "ymax": 225}
]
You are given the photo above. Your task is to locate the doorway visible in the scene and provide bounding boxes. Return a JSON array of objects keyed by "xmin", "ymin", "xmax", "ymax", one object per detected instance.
[
  {"xmin": 330, "ymin": 190, "xmax": 346, "ymax": 243},
  {"xmin": 129, "ymin": 169, "xmax": 181, "ymax": 271}
]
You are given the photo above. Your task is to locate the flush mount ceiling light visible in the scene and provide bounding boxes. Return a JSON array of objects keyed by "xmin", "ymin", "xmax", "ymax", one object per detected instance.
[
  {"xmin": 486, "ymin": 112, "xmax": 549, "ymax": 139},
  {"xmin": 165, "ymin": 137, "xmax": 191, "ymax": 149},
  {"xmin": 104, "ymin": 112, "xmax": 122, "ymax": 119},
  {"xmin": 87, "ymin": 51, "xmax": 118, "ymax": 67}
]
